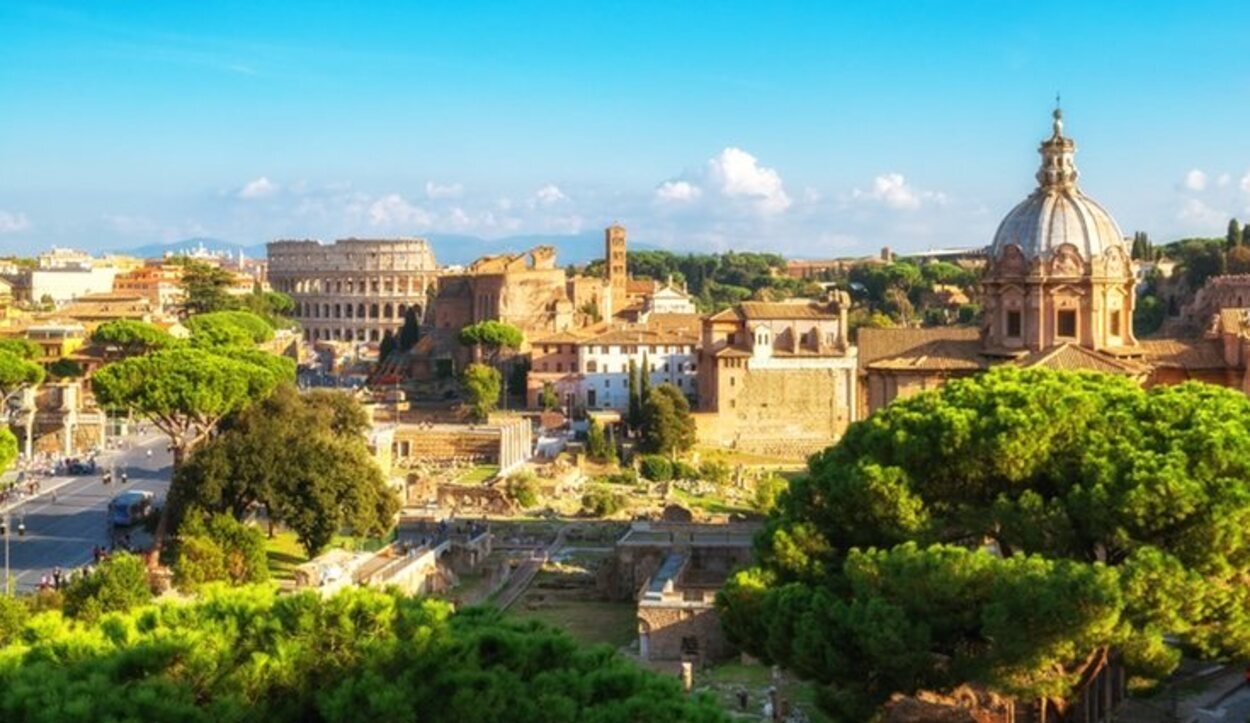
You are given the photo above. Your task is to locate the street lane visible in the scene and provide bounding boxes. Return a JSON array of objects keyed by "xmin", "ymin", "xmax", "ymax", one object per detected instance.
[{"xmin": 2, "ymin": 434, "xmax": 172, "ymax": 592}]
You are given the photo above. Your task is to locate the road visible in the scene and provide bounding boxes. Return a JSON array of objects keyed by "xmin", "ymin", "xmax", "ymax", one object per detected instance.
[
  {"xmin": 1195, "ymin": 682, "xmax": 1250, "ymax": 722},
  {"xmin": 2, "ymin": 434, "xmax": 172, "ymax": 592}
]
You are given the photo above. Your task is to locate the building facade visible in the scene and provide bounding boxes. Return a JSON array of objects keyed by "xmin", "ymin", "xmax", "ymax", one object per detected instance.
[
  {"xmin": 267, "ymin": 237, "xmax": 439, "ymax": 343},
  {"xmin": 860, "ymin": 109, "xmax": 1159, "ymax": 416},
  {"xmin": 695, "ymin": 293, "xmax": 858, "ymax": 458},
  {"xmin": 527, "ymin": 314, "xmax": 701, "ymax": 410}
]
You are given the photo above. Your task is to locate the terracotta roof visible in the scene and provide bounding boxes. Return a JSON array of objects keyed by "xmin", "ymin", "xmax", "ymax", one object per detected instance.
[
  {"xmin": 857, "ymin": 326, "xmax": 982, "ymax": 368},
  {"xmin": 529, "ymin": 329, "xmax": 594, "ymax": 345},
  {"xmin": 1012, "ymin": 343, "xmax": 1150, "ymax": 376},
  {"xmin": 587, "ymin": 327, "xmax": 698, "ymax": 345},
  {"xmin": 866, "ymin": 338, "xmax": 987, "ymax": 371},
  {"xmin": 1139, "ymin": 337, "xmax": 1231, "ymax": 370},
  {"xmin": 738, "ymin": 300, "xmax": 840, "ymax": 320},
  {"xmin": 626, "ymin": 279, "xmax": 658, "ymax": 294},
  {"xmin": 711, "ymin": 346, "xmax": 752, "ymax": 358}
]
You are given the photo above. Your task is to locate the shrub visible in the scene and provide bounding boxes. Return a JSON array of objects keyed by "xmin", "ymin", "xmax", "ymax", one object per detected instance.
[
  {"xmin": 175, "ymin": 511, "xmax": 269, "ymax": 592},
  {"xmin": 754, "ymin": 474, "xmax": 790, "ymax": 513},
  {"xmin": 639, "ymin": 455, "xmax": 673, "ymax": 482},
  {"xmin": 699, "ymin": 460, "xmax": 731, "ymax": 486},
  {"xmin": 62, "ymin": 552, "xmax": 152, "ymax": 622},
  {"xmin": 606, "ymin": 468, "xmax": 638, "ymax": 487},
  {"xmin": 505, "ymin": 470, "xmax": 540, "ymax": 508},
  {"xmin": 581, "ymin": 485, "xmax": 626, "ymax": 517},
  {"xmin": 672, "ymin": 460, "xmax": 698, "ymax": 481}
]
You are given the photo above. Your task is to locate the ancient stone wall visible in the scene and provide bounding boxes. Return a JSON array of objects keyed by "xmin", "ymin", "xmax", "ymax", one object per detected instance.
[
  {"xmin": 267, "ymin": 238, "xmax": 439, "ymax": 343},
  {"xmin": 638, "ymin": 605, "xmax": 735, "ymax": 663},
  {"xmin": 696, "ymin": 365, "xmax": 855, "ymax": 458}
]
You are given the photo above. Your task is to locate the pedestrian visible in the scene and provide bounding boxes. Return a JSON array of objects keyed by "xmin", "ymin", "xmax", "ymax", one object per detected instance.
[
  {"xmin": 38, "ymin": 574, "xmax": 49, "ymax": 590},
  {"xmin": 52, "ymin": 567, "xmax": 63, "ymax": 589}
]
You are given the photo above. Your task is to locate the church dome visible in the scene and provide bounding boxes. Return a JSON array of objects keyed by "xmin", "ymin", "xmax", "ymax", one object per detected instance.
[{"xmin": 989, "ymin": 109, "xmax": 1127, "ymax": 267}]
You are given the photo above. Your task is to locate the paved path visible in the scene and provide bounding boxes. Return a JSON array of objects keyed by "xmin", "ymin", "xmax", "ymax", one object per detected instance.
[
  {"xmin": 1194, "ymin": 681, "xmax": 1250, "ymax": 722},
  {"xmin": 2, "ymin": 434, "xmax": 171, "ymax": 592}
]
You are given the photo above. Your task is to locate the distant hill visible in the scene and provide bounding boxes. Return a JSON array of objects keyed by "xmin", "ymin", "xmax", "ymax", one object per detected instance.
[
  {"xmin": 118, "ymin": 232, "xmax": 658, "ymax": 267},
  {"xmin": 119, "ymin": 237, "xmax": 267, "ymax": 260}
]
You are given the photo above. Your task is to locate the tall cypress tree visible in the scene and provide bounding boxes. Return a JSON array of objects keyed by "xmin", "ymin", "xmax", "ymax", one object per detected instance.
[
  {"xmin": 627, "ymin": 358, "xmax": 641, "ymax": 431},
  {"xmin": 1229, "ymin": 218, "xmax": 1244, "ymax": 249},
  {"xmin": 640, "ymin": 351, "xmax": 652, "ymax": 405}
]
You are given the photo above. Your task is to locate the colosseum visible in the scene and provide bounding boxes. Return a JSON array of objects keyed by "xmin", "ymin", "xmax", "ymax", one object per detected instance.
[{"xmin": 266, "ymin": 238, "xmax": 440, "ymax": 343}]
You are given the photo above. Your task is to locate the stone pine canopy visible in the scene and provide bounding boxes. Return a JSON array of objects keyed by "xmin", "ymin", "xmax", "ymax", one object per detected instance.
[{"xmin": 988, "ymin": 107, "xmax": 1129, "ymax": 275}]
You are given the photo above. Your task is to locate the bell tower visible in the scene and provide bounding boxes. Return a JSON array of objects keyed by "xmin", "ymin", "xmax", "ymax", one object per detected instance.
[{"xmin": 605, "ymin": 223, "xmax": 628, "ymax": 315}]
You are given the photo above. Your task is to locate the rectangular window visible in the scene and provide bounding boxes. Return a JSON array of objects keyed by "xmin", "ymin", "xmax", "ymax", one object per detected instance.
[
  {"xmin": 1006, "ymin": 310, "xmax": 1022, "ymax": 338},
  {"xmin": 1057, "ymin": 310, "xmax": 1077, "ymax": 338},
  {"xmin": 586, "ymin": 360, "xmax": 597, "ymax": 373},
  {"xmin": 1110, "ymin": 310, "xmax": 1122, "ymax": 336},
  {"xmin": 556, "ymin": 362, "xmax": 563, "ymax": 372}
]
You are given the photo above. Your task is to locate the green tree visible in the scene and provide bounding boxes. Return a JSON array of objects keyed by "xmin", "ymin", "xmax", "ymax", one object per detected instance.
[
  {"xmin": 397, "ymin": 306, "xmax": 421, "ymax": 351},
  {"xmin": 504, "ymin": 470, "xmax": 539, "ymax": 508},
  {"xmin": 378, "ymin": 329, "xmax": 396, "ymax": 360},
  {"xmin": 461, "ymin": 363, "xmax": 501, "ymax": 422},
  {"xmin": 753, "ymin": 474, "xmax": 788, "ymax": 513},
  {"xmin": 47, "ymin": 358, "xmax": 84, "ymax": 379},
  {"xmin": 61, "ymin": 552, "xmax": 152, "ymax": 622},
  {"xmin": 1228, "ymin": 244, "xmax": 1250, "ymax": 274},
  {"xmin": 540, "ymin": 381, "xmax": 558, "ymax": 411},
  {"xmin": 90, "ymin": 319, "xmax": 176, "ymax": 356},
  {"xmin": 581, "ymin": 485, "xmax": 627, "ymax": 517},
  {"xmin": 639, "ymin": 454, "xmax": 673, "ymax": 482},
  {"xmin": 627, "ymin": 358, "xmax": 642, "ymax": 430},
  {"xmin": 0, "ymin": 339, "xmax": 41, "ymax": 360},
  {"xmin": 585, "ymin": 416, "xmax": 610, "ymax": 461},
  {"xmin": 175, "ymin": 385, "xmax": 398, "ymax": 557},
  {"xmin": 640, "ymin": 352, "xmax": 652, "ymax": 404},
  {"xmin": 174, "ymin": 510, "xmax": 270, "ymax": 592},
  {"xmin": 187, "ymin": 310, "xmax": 275, "ymax": 348},
  {"xmin": 92, "ymin": 347, "xmax": 284, "ymax": 554},
  {"xmin": 457, "ymin": 320, "xmax": 523, "ymax": 364},
  {"xmin": 1229, "ymin": 217, "xmax": 1243, "ymax": 249},
  {"xmin": 640, "ymin": 383, "xmax": 696, "ymax": 458},
  {"xmin": 0, "ymin": 585, "xmax": 726, "ymax": 722},
  {"xmin": 178, "ymin": 260, "xmax": 237, "ymax": 316},
  {"xmin": 720, "ymin": 367, "xmax": 1250, "ymax": 718}
]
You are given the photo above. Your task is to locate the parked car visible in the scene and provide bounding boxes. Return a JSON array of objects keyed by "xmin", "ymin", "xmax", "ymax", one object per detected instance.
[{"xmin": 108, "ymin": 490, "xmax": 155, "ymax": 526}]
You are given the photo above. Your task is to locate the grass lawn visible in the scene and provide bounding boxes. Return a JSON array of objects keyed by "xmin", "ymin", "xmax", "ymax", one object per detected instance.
[
  {"xmin": 672, "ymin": 488, "xmax": 754, "ymax": 516},
  {"xmin": 265, "ymin": 531, "xmax": 306, "ymax": 581},
  {"xmin": 511, "ymin": 600, "xmax": 637, "ymax": 648},
  {"xmin": 264, "ymin": 528, "xmax": 397, "ymax": 580},
  {"xmin": 697, "ymin": 661, "xmax": 833, "ymax": 722},
  {"xmin": 456, "ymin": 464, "xmax": 500, "ymax": 484}
]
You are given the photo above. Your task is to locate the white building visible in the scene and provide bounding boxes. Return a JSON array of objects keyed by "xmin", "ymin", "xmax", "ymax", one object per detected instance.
[{"xmin": 528, "ymin": 314, "xmax": 701, "ymax": 411}]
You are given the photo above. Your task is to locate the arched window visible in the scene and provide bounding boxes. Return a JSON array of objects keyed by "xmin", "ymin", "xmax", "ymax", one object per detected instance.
[
  {"xmin": 357, "ymin": 303, "xmax": 366, "ymax": 318},
  {"xmin": 383, "ymin": 303, "xmax": 393, "ymax": 319},
  {"xmin": 370, "ymin": 304, "xmax": 379, "ymax": 319}
]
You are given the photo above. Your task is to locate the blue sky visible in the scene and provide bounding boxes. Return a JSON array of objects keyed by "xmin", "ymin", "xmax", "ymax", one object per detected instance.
[{"xmin": 2, "ymin": 1, "xmax": 1249, "ymax": 258}]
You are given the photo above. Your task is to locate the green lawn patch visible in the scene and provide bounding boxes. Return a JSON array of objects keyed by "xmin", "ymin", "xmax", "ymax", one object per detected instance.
[{"xmin": 457, "ymin": 464, "xmax": 500, "ymax": 484}]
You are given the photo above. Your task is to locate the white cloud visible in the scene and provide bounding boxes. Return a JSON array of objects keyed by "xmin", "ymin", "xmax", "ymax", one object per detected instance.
[
  {"xmin": 851, "ymin": 173, "xmax": 946, "ymax": 211},
  {"xmin": 0, "ymin": 210, "xmax": 31, "ymax": 234},
  {"xmin": 705, "ymin": 147, "xmax": 791, "ymax": 213},
  {"xmin": 238, "ymin": 176, "xmax": 279, "ymax": 200},
  {"xmin": 533, "ymin": 184, "xmax": 567, "ymax": 205},
  {"xmin": 1178, "ymin": 197, "xmax": 1226, "ymax": 227},
  {"xmin": 425, "ymin": 181, "xmax": 464, "ymax": 199},
  {"xmin": 1218, "ymin": 173, "xmax": 1232, "ymax": 188},
  {"xmin": 654, "ymin": 180, "xmax": 702, "ymax": 203},
  {"xmin": 1183, "ymin": 169, "xmax": 1208, "ymax": 192},
  {"xmin": 1240, "ymin": 172, "xmax": 1250, "ymax": 194},
  {"xmin": 368, "ymin": 193, "xmax": 432, "ymax": 227}
]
